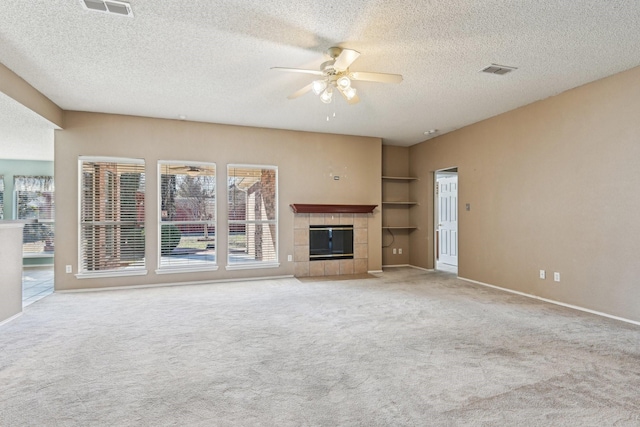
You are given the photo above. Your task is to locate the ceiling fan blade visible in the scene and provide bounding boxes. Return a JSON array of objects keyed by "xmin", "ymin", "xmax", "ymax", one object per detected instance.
[
  {"xmin": 271, "ymin": 67, "xmax": 323, "ymax": 76},
  {"xmin": 333, "ymin": 48, "xmax": 360, "ymax": 71},
  {"xmin": 351, "ymin": 71, "xmax": 403, "ymax": 84},
  {"xmin": 288, "ymin": 83, "xmax": 313, "ymax": 99}
]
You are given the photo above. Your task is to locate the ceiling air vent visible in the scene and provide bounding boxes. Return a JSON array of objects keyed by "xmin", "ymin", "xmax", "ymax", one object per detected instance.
[
  {"xmin": 481, "ymin": 64, "xmax": 517, "ymax": 75},
  {"xmin": 81, "ymin": 0, "xmax": 134, "ymax": 17}
]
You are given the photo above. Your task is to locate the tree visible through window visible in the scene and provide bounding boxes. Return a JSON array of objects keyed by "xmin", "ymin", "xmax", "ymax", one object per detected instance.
[
  {"xmin": 159, "ymin": 162, "xmax": 216, "ymax": 270},
  {"xmin": 227, "ymin": 165, "xmax": 277, "ymax": 267},
  {"xmin": 14, "ymin": 176, "xmax": 55, "ymax": 256},
  {"xmin": 79, "ymin": 158, "xmax": 145, "ymax": 275}
]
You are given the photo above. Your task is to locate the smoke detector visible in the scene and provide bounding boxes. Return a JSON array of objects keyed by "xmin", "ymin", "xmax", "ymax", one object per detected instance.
[{"xmin": 81, "ymin": 0, "xmax": 133, "ymax": 17}]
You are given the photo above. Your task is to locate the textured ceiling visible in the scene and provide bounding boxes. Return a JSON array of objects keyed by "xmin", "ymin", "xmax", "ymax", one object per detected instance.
[{"xmin": 1, "ymin": 0, "xmax": 640, "ymax": 147}]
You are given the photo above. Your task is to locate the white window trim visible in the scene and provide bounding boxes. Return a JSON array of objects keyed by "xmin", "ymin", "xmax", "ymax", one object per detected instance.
[
  {"xmin": 227, "ymin": 164, "xmax": 279, "ymax": 269},
  {"xmin": 225, "ymin": 262, "xmax": 280, "ymax": 271},
  {"xmin": 157, "ymin": 161, "xmax": 217, "ymax": 273},
  {"xmin": 78, "ymin": 156, "xmax": 147, "ymax": 278},
  {"xmin": 76, "ymin": 269, "xmax": 148, "ymax": 280}
]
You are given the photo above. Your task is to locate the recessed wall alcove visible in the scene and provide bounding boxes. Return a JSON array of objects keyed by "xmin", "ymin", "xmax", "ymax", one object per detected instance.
[{"xmin": 291, "ymin": 204, "xmax": 376, "ymax": 277}]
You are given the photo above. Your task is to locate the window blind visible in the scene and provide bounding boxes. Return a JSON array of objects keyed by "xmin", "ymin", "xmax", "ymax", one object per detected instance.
[
  {"xmin": 227, "ymin": 165, "xmax": 277, "ymax": 266},
  {"xmin": 14, "ymin": 175, "xmax": 55, "ymax": 255},
  {"xmin": 79, "ymin": 159, "xmax": 145, "ymax": 274},
  {"xmin": 158, "ymin": 162, "xmax": 216, "ymax": 270},
  {"xmin": 0, "ymin": 176, "xmax": 4, "ymax": 220}
]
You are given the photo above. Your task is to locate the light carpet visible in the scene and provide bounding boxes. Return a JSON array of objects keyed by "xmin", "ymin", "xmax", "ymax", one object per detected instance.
[{"xmin": 0, "ymin": 267, "xmax": 638, "ymax": 426}]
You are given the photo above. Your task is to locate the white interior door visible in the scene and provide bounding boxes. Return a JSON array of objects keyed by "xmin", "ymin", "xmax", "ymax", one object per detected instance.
[{"xmin": 438, "ymin": 175, "xmax": 458, "ymax": 266}]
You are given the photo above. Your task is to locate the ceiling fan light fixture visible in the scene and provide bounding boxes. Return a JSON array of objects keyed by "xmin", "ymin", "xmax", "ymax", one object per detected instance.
[
  {"xmin": 337, "ymin": 76, "xmax": 351, "ymax": 90},
  {"xmin": 312, "ymin": 79, "xmax": 327, "ymax": 95},
  {"xmin": 320, "ymin": 88, "xmax": 333, "ymax": 104},
  {"xmin": 343, "ymin": 86, "xmax": 357, "ymax": 101}
]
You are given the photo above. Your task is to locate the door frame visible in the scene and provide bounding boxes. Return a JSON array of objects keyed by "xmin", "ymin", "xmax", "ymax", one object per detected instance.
[{"xmin": 434, "ymin": 168, "xmax": 458, "ymax": 271}]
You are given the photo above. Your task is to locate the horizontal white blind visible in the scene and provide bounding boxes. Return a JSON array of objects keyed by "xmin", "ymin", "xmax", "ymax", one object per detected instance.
[
  {"xmin": 14, "ymin": 176, "xmax": 55, "ymax": 255},
  {"xmin": 0, "ymin": 176, "xmax": 4, "ymax": 220},
  {"xmin": 158, "ymin": 163, "xmax": 216, "ymax": 269},
  {"xmin": 228, "ymin": 165, "xmax": 277, "ymax": 265},
  {"xmin": 80, "ymin": 159, "xmax": 145, "ymax": 274}
]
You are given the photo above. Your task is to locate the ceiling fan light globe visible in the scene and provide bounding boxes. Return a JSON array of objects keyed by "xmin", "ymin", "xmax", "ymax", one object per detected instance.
[
  {"xmin": 337, "ymin": 76, "xmax": 351, "ymax": 90},
  {"xmin": 312, "ymin": 79, "xmax": 327, "ymax": 95},
  {"xmin": 344, "ymin": 87, "xmax": 357, "ymax": 100},
  {"xmin": 320, "ymin": 88, "xmax": 333, "ymax": 104}
]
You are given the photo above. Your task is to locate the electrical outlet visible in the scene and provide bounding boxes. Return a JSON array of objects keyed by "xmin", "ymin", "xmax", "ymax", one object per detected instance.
[
  {"xmin": 398, "ymin": 248, "xmax": 403, "ymax": 254},
  {"xmin": 539, "ymin": 270, "xmax": 546, "ymax": 279},
  {"xmin": 287, "ymin": 255, "xmax": 292, "ymax": 262},
  {"xmin": 65, "ymin": 265, "xmax": 72, "ymax": 274},
  {"xmin": 392, "ymin": 248, "xmax": 397, "ymax": 254},
  {"xmin": 554, "ymin": 272, "xmax": 560, "ymax": 282}
]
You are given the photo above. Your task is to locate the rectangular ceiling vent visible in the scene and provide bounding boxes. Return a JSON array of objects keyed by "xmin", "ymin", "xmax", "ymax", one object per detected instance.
[
  {"xmin": 81, "ymin": 0, "xmax": 133, "ymax": 17},
  {"xmin": 481, "ymin": 64, "xmax": 517, "ymax": 75}
]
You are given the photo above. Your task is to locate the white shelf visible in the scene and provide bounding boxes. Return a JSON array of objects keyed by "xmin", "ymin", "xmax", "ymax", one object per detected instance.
[
  {"xmin": 382, "ymin": 201, "xmax": 417, "ymax": 205},
  {"xmin": 382, "ymin": 176, "xmax": 418, "ymax": 181}
]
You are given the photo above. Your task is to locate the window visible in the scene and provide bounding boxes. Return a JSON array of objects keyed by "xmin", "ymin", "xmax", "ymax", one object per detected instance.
[
  {"xmin": 79, "ymin": 158, "xmax": 146, "ymax": 277},
  {"xmin": 0, "ymin": 176, "xmax": 4, "ymax": 220},
  {"xmin": 14, "ymin": 176, "xmax": 55, "ymax": 256},
  {"xmin": 158, "ymin": 162, "xmax": 217, "ymax": 272},
  {"xmin": 227, "ymin": 165, "xmax": 278, "ymax": 269}
]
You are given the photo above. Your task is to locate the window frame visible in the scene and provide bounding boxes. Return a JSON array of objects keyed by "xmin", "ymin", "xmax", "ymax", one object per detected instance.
[
  {"xmin": 77, "ymin": 156, "xmax": 147, "ymax": 279},
  {"xmin": 156, "ymin": 161, "xmax": 218, "ymax": 274},
  {"xmin": 13, "ymin": 175, "xmax": 55, "ymax": 258},
  {"xmin": 0, "ymin": 175, "xmax": 4, "ymax": 220},
  {"xmin": 226, "ymin": 164, "xmax": 279, "ymax": 270}
]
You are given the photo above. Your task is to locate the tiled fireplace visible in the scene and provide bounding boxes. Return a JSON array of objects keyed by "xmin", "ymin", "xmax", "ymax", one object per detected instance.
[{"xmin": 291, "ymin": 204, "xmax": 376, "ymax": 277}]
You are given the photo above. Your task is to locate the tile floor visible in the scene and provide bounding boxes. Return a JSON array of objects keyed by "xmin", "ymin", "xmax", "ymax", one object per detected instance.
[{"xmin": 22, "ymin": 266, "xmax": 54, "ymax": 307}]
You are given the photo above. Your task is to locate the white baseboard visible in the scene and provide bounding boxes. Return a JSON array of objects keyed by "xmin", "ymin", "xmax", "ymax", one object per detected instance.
[
  {"xmin": 408, "ymin": 265, "xmax": 435, "ymax": 272},
  {"xmin": 459, "ymin": 276, "xmax": 640, "ymax": 327},
  {"xmin": 0, "ymin": 312, "xmax": 23, "ymax": 327},
  {"xmin": 382, "ymin": 264, "xmax": 411, "ymax": 268},
  {"xmin": 58, "ymin": 275, "xmax": 295, "ymax": 293}
]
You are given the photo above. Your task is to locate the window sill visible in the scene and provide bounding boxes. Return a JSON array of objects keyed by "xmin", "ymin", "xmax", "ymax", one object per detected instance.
[
  {"xmin": 76, "ymin": 269, "xmax": 148, "ymax": 279},
  {"xmin": 155, "ymin": 266, "xmax": 219, "ymax": 275},
  {"xmin": 225, "ymin": 262, "xmax": 280, "ymax": 271}
]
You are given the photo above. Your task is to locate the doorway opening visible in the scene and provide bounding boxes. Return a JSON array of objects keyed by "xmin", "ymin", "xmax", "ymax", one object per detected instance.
[{"xmin": 435, "ymin": 168, "xmax": 458, "ymax": 274}]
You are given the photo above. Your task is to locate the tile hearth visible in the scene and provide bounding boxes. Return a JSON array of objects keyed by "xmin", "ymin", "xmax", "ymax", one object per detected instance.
[{"xmin": 294, "ymin": 212, "xmax": 369, "ymax": 277}]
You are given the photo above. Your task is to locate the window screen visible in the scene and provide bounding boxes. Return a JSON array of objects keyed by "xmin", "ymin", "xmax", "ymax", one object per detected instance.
[
  {"xmin": 79, "ymin": 158, "xmax": 145, "ymax": 274},
  {"xmin": 158, "ymin": 162, "xmax": 216, "ymax": 270},
  {"xmin": 14, "ymin": 176, "xmax": 55, "ymax": 256},
  {"xmin": 227, "ymin": 165, "xmax": 277, "ymax": 267}
]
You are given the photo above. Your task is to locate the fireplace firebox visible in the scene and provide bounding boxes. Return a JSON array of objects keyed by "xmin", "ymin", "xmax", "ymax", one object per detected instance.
[{"xmin": 309, "ymin": 225, "xmax": 354, "ymax": 260}]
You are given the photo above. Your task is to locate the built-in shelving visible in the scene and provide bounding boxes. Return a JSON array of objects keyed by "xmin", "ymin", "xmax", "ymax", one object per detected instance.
[{"xmin": 381, "ymin": 176, "xmax": 418, "ymax": 230}]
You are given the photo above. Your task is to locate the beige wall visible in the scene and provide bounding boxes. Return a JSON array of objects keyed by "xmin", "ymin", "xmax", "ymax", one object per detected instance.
[
  {"xmin": 409, "ymin": 65, "xmax": 640, "ymax": 322},
  {"xmin": 55, "ymin": 112, "xmax": 381, "ymax": 290}
]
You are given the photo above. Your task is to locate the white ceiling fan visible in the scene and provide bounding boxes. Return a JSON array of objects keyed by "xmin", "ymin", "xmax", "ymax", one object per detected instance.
[{"xmin": 272, "ymin": 47, "xmax": 403, "ymax": 105}]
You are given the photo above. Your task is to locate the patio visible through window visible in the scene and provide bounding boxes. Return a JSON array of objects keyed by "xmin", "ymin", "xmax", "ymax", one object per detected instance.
[
  {"xmin": 158, "ymin": 162, "xmax": 217, "ymax": 271},
  {"xmin": 79, "ymin": 158, "xmax": 146, "ymax": 276},
  {"xmin": 227, "ymin": 165, "xmax": 278, "ymax": 268}
]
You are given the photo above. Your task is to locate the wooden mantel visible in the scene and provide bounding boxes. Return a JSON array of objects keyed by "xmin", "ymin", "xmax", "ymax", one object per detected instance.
[{"xmin": 290, "ymin": 204, "xmax": 377, "ymax": 214}]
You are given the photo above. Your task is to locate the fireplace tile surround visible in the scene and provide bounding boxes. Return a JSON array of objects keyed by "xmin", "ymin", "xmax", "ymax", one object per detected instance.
[{"xmin": 294, "ymin": 212, "xmax": 369, "ymax": 277}]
